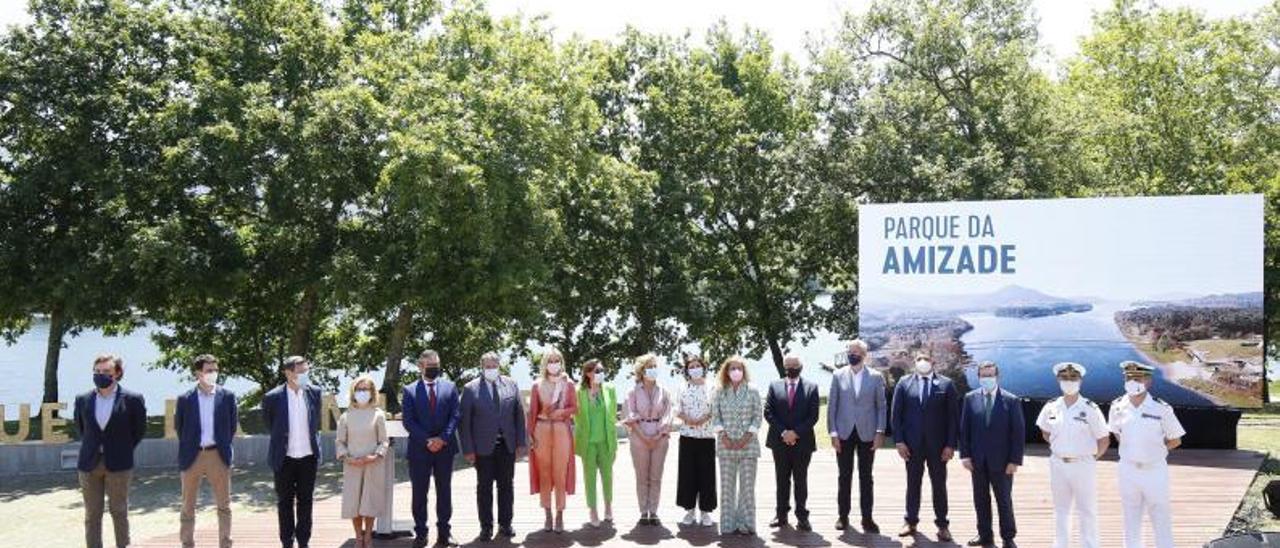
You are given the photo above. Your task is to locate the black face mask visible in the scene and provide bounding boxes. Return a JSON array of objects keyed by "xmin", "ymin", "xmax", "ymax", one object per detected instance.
[
  {"xmin": 848, "ymin": 354, "xmax": 863, "ymax": 366},
  {"xmin": 784, "ymin": 367, "xmax": 801, "ymax": 379},
  {"xmin": 93, "ymin": 373, "xmax": 114, "ymax": 389},
  {"xmin": 423, "ymin": 367, "xmax": 441, "ymax": 380}
]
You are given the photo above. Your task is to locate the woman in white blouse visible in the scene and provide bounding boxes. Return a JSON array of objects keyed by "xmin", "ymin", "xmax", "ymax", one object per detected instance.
[{"xmin": 675, "ymin": 355, "xmax": 717, "ymax": 527}]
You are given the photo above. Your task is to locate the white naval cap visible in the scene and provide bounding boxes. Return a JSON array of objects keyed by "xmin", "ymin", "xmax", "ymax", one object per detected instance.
[
  {"xmin": 1119, "ymin": 360, "xmax": 1155, "ymax": 375},
  {"xmin": 1052, "ymin": 361, "xmax": 1087, "ymax": 376}
]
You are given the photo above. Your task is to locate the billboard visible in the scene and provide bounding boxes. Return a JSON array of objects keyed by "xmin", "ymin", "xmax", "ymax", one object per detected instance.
[{"xmin": 857, "ymin": 195, "xmax": 1265, "ymax": 408}]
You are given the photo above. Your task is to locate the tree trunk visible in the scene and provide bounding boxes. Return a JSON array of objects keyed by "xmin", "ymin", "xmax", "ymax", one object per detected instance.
[
  {"xmin": 766, "ymin": 335, "xmax": 785, "ymax": 378},
  {"xmin": 379, "ymin": 304, "xmax": 414, "ymax": 414},
  {"xmin": 288, "ymin": 285, "xmax": 320, "ymax": 357},
  {"xmin": 43, "ymin": 305, "xmax": 68, "ymax": 407}
]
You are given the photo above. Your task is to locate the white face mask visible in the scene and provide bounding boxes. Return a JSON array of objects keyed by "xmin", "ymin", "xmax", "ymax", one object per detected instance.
[
  {"xmin": 915, "ymin": 360, "xmax": 933, "ymax": 375},
  {"xmin": 294, "ymin": 371, "xmax": 310, "ymax": 386},
  {"xmin": 1059, "ymin": 380, "xmax": 1081, "ymax": 396},
  {"xmin": 728, "ymin": 369, "xmax": 744, "ymax": 383},
  {"xmin": 353, "ymin": 390, "xmax": 372, "ymax": 405},
  {"xmin": 202, "ymin": 372, "xmax": 219, "ymax": 386},
  {"xmin": 483, "ymin": 368, "xmax": 500, "ymax": 381},
  {"xmin": 644, "ymin": 367, "xmax": 658, "ymax": 380},
  {"xmin": 546, "ymin": 363, "xmax": 561, "ymax": 376},
  {"xmin": 687, "ymin": 367, "xmax": 704, "ymax": 380},
  {"xmin": 1124, "ymin": 380, "xmax": 1146, "ymax": 396}
]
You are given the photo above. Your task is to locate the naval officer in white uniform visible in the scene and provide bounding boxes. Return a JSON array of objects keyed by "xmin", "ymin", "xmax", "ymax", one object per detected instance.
[
  {"xmin": 1035, "ymin": 362, "xmax": 1109, "ymax": 548},
  {"xmin": 1108, "ymin": 360, "xmax": 1185, "ymax": 548}
]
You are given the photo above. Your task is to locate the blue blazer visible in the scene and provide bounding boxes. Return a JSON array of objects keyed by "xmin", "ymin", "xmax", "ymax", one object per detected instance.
[
  {"xmin": 174, "ymin": 386, "xmax": 239, "ymax": 470},
  {"xmin": 261, "ymin": 384, "xmax": 323, "ymax": 472},
  {"xmin": 958, "ymin": 388, "xmax": 1026, "ymax": 469},
  {"xmin": 891, "ymin": 373, "xmax": 961, "ymax": 453},
  {"xmin": 402, "ymin": 379, "xmax": 461, "ymax": 459},
  {"xmin": 73, "ymin": 387, "xmax": 147, "ymax": 472}
]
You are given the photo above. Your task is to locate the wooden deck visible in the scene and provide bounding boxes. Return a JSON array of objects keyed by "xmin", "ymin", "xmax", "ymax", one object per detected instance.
[{"xmin": 135, "ymin": 445, "xmax": 1262, "ymax": 547}]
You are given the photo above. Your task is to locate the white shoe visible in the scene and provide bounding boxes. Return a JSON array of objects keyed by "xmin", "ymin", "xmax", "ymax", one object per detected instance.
[
  {"xmin": 681, "ymin": 510, "xmax": 697, "ymax": 526},
  {"xmin": 700, "ymin": 512, "xmax": 715, "ymax": 527}
]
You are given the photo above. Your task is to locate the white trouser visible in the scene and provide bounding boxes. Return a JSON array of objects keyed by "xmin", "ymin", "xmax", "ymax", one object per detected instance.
[
  {"xmin": 1118, "ymin": 460, "xmax": 1174, "ymax": 548},
  {"xmin": 1050, "ymin": 456, "xmax": 1099, "ymax": 548}
]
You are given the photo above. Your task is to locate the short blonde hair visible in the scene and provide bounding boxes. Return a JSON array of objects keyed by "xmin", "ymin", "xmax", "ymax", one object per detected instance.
[
  {"xmin": 717, "ymin": 355, "xmax": 750, "ymax": 388},
  {"xmin": 539, "ymin": 348, "xmax": 564, "ymax": 380},
  {"xmin": 348, "ymin": 375, "xmax": 378, "ymax": 408},
  {"xmin": 633, "ymin": 353, "xmax": 658, "ymax": 381}
]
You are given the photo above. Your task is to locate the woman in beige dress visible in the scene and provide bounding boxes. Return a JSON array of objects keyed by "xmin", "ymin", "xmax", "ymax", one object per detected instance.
[{"xmin": 336, "ymin": 375, "xmax": 390, "ymax": 548}]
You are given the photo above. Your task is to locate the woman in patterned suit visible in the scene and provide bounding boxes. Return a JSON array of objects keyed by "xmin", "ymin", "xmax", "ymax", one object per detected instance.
[{"xmin": 711, "ymin": 356, "xmax": 762, "ymax": 535}]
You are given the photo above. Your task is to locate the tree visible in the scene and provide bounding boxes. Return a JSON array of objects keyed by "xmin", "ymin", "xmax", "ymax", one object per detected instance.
[
  {"xmin": 0, "ymin": 0, "xmax": 189, "ymax": 404},
  {"xmin": 611, "ymin": 26, "xmax": 832, "ymax": 376},
  {"xmin": 135, "ymin": 0, "xmax": 383, "ymax": 393}
]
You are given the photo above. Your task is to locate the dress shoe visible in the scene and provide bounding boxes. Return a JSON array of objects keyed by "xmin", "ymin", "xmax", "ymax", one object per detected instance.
[
  {"xmin": 413, "ymin": 536, "xmax": 430, "ymax": 548},
  {"xmin": 898, "ymin": 523, "xmax": 917, "ymax": 536},
  {"xmin": 861, "ymin": 518, "xmax": 880, "ymax": 534},
  {"xmin": 497, "ymin": 526, "xmax": 516, "ymax": 538},
  {"xmin": 937, "ymin": 527, "xmax": 954, "ymax": 542},
  {"xmin": 834, "ymin": 516, "xmax": 849, "ymax": 530},
  {"xmin": 968, "ymin": 536, "xmax": 994, "ymax": 547},
  {"xmin": 478, "ymin": 528, "xmax": 493, "ymax": 542},
  {"xmin": 796, "ymin": 519, "xmax": 812, "ymax": 532},
  {"xmin": 769, "ymin": 516, "xmax": 788, "ymax": 528},
  {"xmin": 435, "ymin": 535, "xmax": 459, "ymax": 548},
  {"xmin": 1003, "ymin": 540, "xmax": 1018, "ymax": 548}
]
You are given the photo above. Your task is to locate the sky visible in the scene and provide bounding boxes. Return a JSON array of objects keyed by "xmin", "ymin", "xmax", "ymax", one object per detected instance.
[
  {"xmin": 0, "ymin": 0, "xmax": 1272, "ymax": 66},
  {"xmin": 858, "ymin": 195, "xmax": 1265, "ymax": 302}
]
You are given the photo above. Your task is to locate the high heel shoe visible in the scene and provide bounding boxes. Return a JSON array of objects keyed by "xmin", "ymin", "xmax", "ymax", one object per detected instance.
[{"xmin": 554, "ymin": 510, "xmax": 565, "ymax": 533}]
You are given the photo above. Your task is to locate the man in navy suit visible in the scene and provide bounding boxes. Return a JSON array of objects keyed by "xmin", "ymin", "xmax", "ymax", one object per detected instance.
[
  {"xmin": 175, "ymin": 354, "xmax": 239, "ymax": 548},
  {"xmin": 73, "ymin": 353, "xmax": 147, "ymax": 548},
  {"xmin": 262, "ymin": 355, "xmax": 322, "ymax": 548},
  {"xmin": 764, "ymin": 355, "xmax": 821, "ymax": 531},
  {"xmin": 960, "ymin": 361, "xmax": 1025, "ymax": 548},
  {"xmin": 403, "ymin": 349, "xmax": 462, "ymax": 548},
  {"xmin": 891, "ymin": 350, "xmax": 960, "ymax": 542}
]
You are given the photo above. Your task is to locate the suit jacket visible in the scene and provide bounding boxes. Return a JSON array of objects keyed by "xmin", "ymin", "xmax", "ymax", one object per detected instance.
[
  {"xmin": 959, "ymin": 388, "xmax": 1026, "ymax": 469},
  {"xmin": 764, "ymin": 376, "xmax": 820, "ymax": 453},
  {"xmin": 175, "ymin": 386, "xmax": 239, "ymax": 470},
  {"xmin": 73, "ymin": 386, "xmax": 147, "ymax": 472},
  {"xmin": 458, "ymin": 375, "xmax": 527, "ymax": 457},
  {"xmin": 261, "ymin": 383, "xmax": 322, "ymax": 472},
  {"xmin": 402, "ymin": 378, "xmax": 462, "ymax": 459},
  {"xmin": 891, "ymin": 373, "xmax": 960, "ymax": 454},
  {"xmin": 827, "ymin": 365, "xmax": 887, "ymax": 442},
  {"xmin": 573, "ymin": 384, "xmax": 617, "ymax": 462}
]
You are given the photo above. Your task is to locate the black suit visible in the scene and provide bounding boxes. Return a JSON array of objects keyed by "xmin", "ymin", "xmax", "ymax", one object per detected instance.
[{"xmin": 764, "ymin": 376, "xmax": 820, "ymax": 522}]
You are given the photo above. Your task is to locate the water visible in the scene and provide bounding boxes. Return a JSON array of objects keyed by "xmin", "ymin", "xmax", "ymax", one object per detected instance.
[
  {"xmin": 0, "ymin": 300, "xmax": 846, "ymax": 410},
  {"xmin": 958, "ymin": 302, "xmax": 1214, "ymax": 406}
]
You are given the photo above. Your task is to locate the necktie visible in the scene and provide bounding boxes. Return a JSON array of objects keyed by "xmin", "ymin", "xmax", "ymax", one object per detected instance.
[
  {"xmin": 984, "ymin": 393, "xmax": 994, "ymax": 426},
  {"xmin": 488, "ymin": 380, "xmax": 498, "ymax": 409},
  {"xmin": 428, "ymin": 382, "xmax": 437, "ymax": 413},
  {"xmin": 921, "ymin": 376, "xmax": 931, "ymax": 404},
  {"xmin": 787, "ymin": 382, "xmax": 796, "ymax": 409}
]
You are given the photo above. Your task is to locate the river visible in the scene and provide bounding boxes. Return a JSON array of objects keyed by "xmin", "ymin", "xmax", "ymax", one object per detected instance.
[{"xmin": 959, "ymin": 302, "xmax": 1213, "ymax": 406}]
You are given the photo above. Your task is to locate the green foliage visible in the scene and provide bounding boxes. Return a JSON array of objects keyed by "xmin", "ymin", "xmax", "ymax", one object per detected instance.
[{"xmin": 0, "ymin": 0, "xmax": 1274, "ymax": 401}]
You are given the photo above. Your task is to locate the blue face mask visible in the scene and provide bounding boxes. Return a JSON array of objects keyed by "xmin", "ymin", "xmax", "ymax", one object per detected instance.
[
  {"xmin": 978, "ymin": 377, "xmax": 997, "ymax": 392},
  {"xmin": 93, "ymin": 373, "xmax": 114, "ymax": 389}
]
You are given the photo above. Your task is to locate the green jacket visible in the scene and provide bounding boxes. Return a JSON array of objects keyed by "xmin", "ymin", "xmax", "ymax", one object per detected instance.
[{"xmin": 574, "ymin": 384, "xmax": 618, "ymax": 463}]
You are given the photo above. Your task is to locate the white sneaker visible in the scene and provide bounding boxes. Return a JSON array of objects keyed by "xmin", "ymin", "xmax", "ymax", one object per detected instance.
[
  {"xmin": 681, "ymin": 510, "xmax": 697, "ymax": 526},
  {"xmin": 700, "ymin": 512, "xmax": 715, "ymax": 527}
]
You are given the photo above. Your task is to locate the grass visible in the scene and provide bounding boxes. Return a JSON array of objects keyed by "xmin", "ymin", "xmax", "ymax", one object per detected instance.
[
  {"xmin": 1180, "ymin": 378, "xmax": 1266, "ymax": 409},
  {"xmin": 1227, "ymin": 406, "xmax": 1280, "ymax": 535}
]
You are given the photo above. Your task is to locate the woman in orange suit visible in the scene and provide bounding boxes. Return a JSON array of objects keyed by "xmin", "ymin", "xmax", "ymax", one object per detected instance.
[{"xmin": 528, "ymin": 348, "xmax": 579, "ymax": 533}]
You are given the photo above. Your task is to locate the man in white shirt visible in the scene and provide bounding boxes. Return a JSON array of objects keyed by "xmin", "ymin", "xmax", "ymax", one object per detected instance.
[
  {"xmin": 1108, "ymin": 360, "xmax": 1185, "ymax": 548},
  {"xmin": 262, "ymin": 356, "xmax": 322, "ymax": 548},
  {"xmin": 1035, "ymin": 362, "xmax": 1109, "ymax": 548}
]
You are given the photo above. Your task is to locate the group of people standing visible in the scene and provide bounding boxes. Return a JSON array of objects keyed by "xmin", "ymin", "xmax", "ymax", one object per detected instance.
[{"xmin": 70, "ymin": 339, "xmax": 1186, "ymax": 548}]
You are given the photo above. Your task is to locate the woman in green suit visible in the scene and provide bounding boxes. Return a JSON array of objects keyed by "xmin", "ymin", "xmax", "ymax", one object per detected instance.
[{"xmin": 574, "ymin": 359, "xmax": 617, "ymax": 528}]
